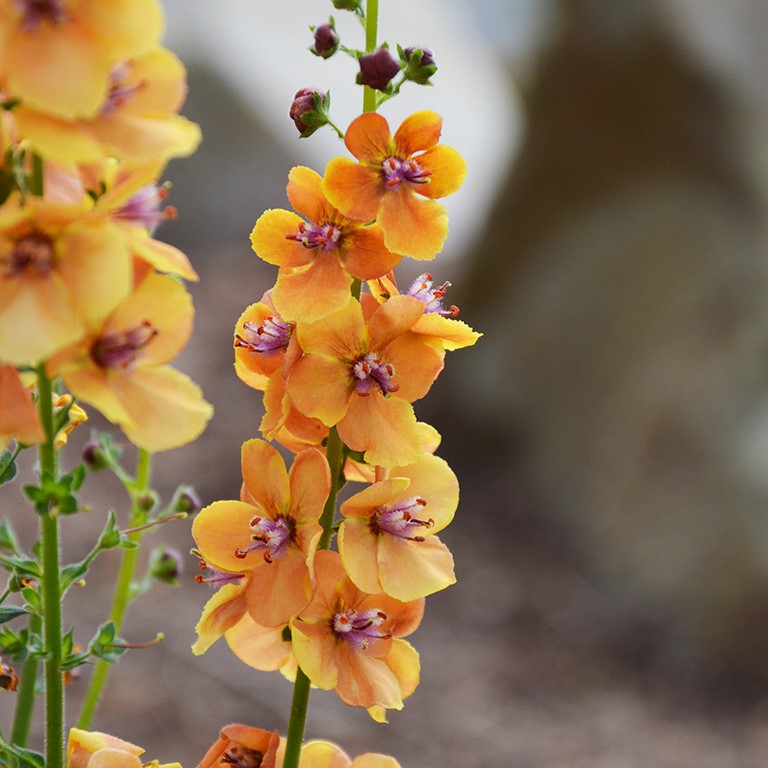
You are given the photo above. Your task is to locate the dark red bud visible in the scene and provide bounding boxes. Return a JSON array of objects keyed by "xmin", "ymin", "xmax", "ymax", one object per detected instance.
[{"xmin": 357, "ymin": 47, "xmax": 400, "ymax": 91}]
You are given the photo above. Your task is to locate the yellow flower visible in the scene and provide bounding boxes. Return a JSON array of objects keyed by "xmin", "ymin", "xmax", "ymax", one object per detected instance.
[
  {"xmin": 67, "ymin": 728, "xmax": 181, "ymax": 768},
  {"xmin": 48, "ymin": 270, "xmax": 212, "ymax": 452},
  {"xmin": 0, "ymin": 0, "xmax": 163, "ymax": 119},
  {"xmin": 0, "ymin": 197, "xmax": 132, "ymax": 365}
]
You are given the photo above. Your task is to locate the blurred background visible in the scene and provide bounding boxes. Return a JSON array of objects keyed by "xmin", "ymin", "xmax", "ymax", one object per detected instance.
[{"xmin": 8, "ymin": 0, "xmax": 768, "ymax": 765}]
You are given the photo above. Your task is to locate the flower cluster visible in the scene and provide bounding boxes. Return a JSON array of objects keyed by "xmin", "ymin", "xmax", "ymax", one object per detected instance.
[
  {"xmin": 193, "ymin": 91, "xmax": 478, "ymax": 756},
  {"xmin": 0, "ymin": 0, "xmax": 211, "ymax": 453}
]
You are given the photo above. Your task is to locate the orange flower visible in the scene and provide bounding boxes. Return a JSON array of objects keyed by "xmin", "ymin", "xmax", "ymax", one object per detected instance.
[
  {"xmin": 368, "ymin": 272, "xmax": 481, "ymax": 351},
  {"xmin": 275, "ymin": 740, "xmax": 402, "ymax": 768},
  {"xmin": 287, "ymin": 295, "xmax": 444, "ymax": 467},
  {"xmin": 0, "ymin": 364, "xmax": 44, "ymax": 448},
  {"xmin": 323, "ymin": 111, "xmax": 466, "ymax": 260},
  {"xmin": 338, "ymin": 454, "xmax": 458, "ymax": 601},
  {"xmin": 14, "ymin": 46, "xmax": 201, "ymax": 164},
  {"xmin": 197, "ymin": 724, "xmax": 279, "ymax": 768},
  {"xmin": 67, "ymin": 728, "xmax": 180, "ymax": 768},
  {"xmin": 0, "ymin": 197, "xmax": 132, "ymax": 365},
  {"xmin": 290, "ymin": 551, "xmax": 423, "ymax": 714},
  {"xmin": 47, "ymin": 270, "xmax": 212, "ymax": 452},
  {"xmin": 251, "ymin": 166, "xmax": 400, "ymax": 323},
  {"xmin": 191, "ymin": 439, "xmax": 330, "ymax": 627},
  {"xmin": 0, "ymin": 0, "xmax": 163, "ymax": 120}
]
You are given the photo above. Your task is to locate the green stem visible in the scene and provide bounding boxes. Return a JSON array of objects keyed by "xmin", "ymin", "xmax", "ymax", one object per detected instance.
[
  {"xmin": 29, "ymin": 153, "xmax": 44, "ymax": 197},
  {"xmin": 10, "ymin": 613, "xmax": 41, "ymax": 747},
  {"xmin": 282, "ymin": 669, "xmax": 312, "ymax": 768},
  {"xmin": 317, "ymin": 427, "xmax": 346, "ymax": 552},
  {"xmin": 37, "ymin": 366, "xmax": 64, "ymax": 768},
  {"xmin": 77, "ymin": 449, "xmax": 152, "ymax": 730},
  {"xmin": 362, "ymin": 0, "xmax": 379, "ymax": 114}
]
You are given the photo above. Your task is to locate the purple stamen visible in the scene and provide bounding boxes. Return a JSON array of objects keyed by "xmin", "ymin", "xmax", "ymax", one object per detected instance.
[
  {"xmin": 352, "ymin": 352, "xmax": 399, "ymax": 397},
  {"xmin": 234, "ymin": 516, "xmax": 292, "ymax": 563},
  {"xmin": 373, "ymin": 496, "xmax": 433, "ymax": 541},
  {"xmin": 220, "ymin": 745, "xmax": 264, "ymax": 768},
  {"xmin": 235, "ymin": 316, "xmax": 293, "ymax": 354},
  {"xmin": 91, "ymin": 321, "xmax": 157, "ymax": 371},
  {"xmin": 332, "ymin": 608, "xmax": 391, "ymax": 650},
  {"xmin": 285, "ymin": 221, "xmax": 342, "ymax": 251},
  {"xmin": 113, "ymin": 184, "xmax": 176, "ymax": 233},
  {"xmin": 381, "ymin": 157, "xmax": 431, "ymax": 188},
  {"xmin": 405, "ymin": 272, "xmax": 459, "ymax": 317},
  {"xmin": 101, "ymin": 63, "xmax": 145, "ymax": 116},
  {"xmin": 3, "ymin": 233, "xmax": 54, "ymax": 278},
  {"xmin": 16, "ymin": 0, "xmax": 68, "ymax": 30}
]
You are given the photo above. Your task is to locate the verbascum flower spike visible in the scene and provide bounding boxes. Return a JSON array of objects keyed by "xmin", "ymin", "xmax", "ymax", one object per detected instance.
[{"xmin": 323, "ymin": 111, "xmax": 466, "ymax": 259}]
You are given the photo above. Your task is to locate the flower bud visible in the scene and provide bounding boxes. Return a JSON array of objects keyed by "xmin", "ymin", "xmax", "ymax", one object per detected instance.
[
  {"xmin": 331, "ymin": 0, "xmax": 361, "ymax": 10},
  {"xmin": 311, "ymin": 20, "xmax": 339, "ymax": 59},
  {"xmin": 401, "ymin": 45, "xmax": 438, "ymax": 85},
  {"xmin": 82, "ymin": 440, "xmax": 107, "ymax": 470},
  {"xmin": 149, "ymin": 545, "xmax": 184, "ymax": 586},
  {"xmin": 289, "ymin": 87, "xmax": 331, "ymax": 138},
  {"xmin": 171, "ymin": 484, "xmax": 201, "ymax": 515},
  {"xmin": 357, "ymin": 47, "xmax": 401, "ymax": 92},
  {"xmin": 135, "ymin": 490, "xmax": 159, "ymax": 514}
]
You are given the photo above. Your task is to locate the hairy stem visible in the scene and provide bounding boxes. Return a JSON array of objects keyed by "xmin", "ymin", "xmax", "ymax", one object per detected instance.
[{"xmin": 77, "ymin": 449, "xmax": 152, "ymax": 729}]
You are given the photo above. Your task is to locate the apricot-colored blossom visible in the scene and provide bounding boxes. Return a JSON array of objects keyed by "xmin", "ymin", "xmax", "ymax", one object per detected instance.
[
  {"xmin": 87, "ymin": 159, "xmax": 198, "ymax": 281},
  {"xmin": 290, "ymin": 551, "xmax": 423, "ymax": 713},
  {"xmin": 368, "ymin": 272, "xmax": 481, "ymax": 351},
  {"xmin": 67, "ymin": 728, "xmax": 181, "ymax": 768},
  {"xmin": 323, "ymin": 111, "xmax": 466, "ymax": 260},
  {"xmin": 47, "ymin": 270, "xmax": 212, "ymax": 452},
  {"xmin": 251, "ymin": 166, "xmax": 400, "ymax": 322},
  {"xmin": 275, "ymin": 740, "xmax": 402, "ymax": 768},
  {"xmin": 0, "ymin": 0, "xmax": 163, "ymax": 120},
  {"xmin": 52, "ymin": 393, "xmax": 88, "ymax": 450},
  {"xmin": 197, "ymin": 724, "xmax": 279, "ymax": 768},
  {"xmin": 0, "ymin": 197, "xmax": 132, "ymax": 365},
  {"xmin": 339, "ymin": 454, "xmax": 458, "ymax": 601},
  {"xmin": 0, "ymin": 364, "xmax": 43, "ymax": 448},
  {"xmin": 14, "ymin": 46, "xmax": 201, "ymax": 164},
  {"xmin": 287, "ymin": 295, "xmax": 444, "ymax": 467},
  {"xmin": 192, "ymin": 439, "xmax": 330, "ymax": 627}
]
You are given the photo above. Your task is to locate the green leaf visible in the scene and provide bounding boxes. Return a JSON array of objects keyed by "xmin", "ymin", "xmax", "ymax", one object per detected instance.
[
  {"xmin": 0, "ymin": 605, "xmax": 27, "ymax": 624},
  {"xmin": 0, "ymin": 448, "xmax": 18, "ymax": 486},
  {"xmin": 0, "ymin": 519, "xmax": 19, "ymax": 553},
  {"xmin": 0, "ymin": 742, "xmax": 46, "ymax": 768}
]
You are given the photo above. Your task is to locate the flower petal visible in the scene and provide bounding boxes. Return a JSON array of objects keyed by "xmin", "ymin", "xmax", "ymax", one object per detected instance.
[
  {"xmin": 241, "ymin": 439, "xmax": 290, "ymax": 517},
  {"xmin": 192, "ymin": 500, "xmax": 255, "ymax": 572},
  {"xmin": 378, "ymin": 534, "xmax": 455, "ymax": 600},
  {"xmin": 415, "ymin": 145, "xmax": 467, "ymax": 199},
  {"xmin": 337, "ymin": 518, "xmax": 382, "ymax": 595},
  {"xmin": 251, "ymin": 209, "xmax": 313, "ymax": 268},
  {"xmin": 287, "ymin": 166, "xmax": 330, "ymax": 222},
  {"xmin": 344, "ymin": 113, "xmax": 392, "ymax": 163},
  {"xmin": 393, "ymin": 110, "xmax": 442, "ymax": 156},
  {"xmin": 192, "ymin": 582, "xmax": 247, "ymax": 655},
  {"xmin": 341, "ymin": 224, "xmax": 401, "ymax": 281},
  {"xmin": 377, "ymin": 189, "xmax": 448, "ymax": 260},
  {"xmin": 322, "ymin": 157, "xmax": 381, "ymax": 222},
  {"xmin": 225, "ymin": 612, "xmax": 293, "ymax": 672}
]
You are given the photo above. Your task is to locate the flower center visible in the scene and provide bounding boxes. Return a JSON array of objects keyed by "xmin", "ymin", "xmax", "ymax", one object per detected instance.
[
  {"xmin": 235, "ymin": 315, "xmax": 293, "ymax": 354},
  {"xmin": 16, "ymin": 0, "xmax": 68, "ymax": 30},
  {"xmin": 235, "ymin": 515, "xmax": 293, "ymax": 563},
  {"xmin": 332, "ymin": 607, "xmax": 391, "ymax": 650},
  {"xmin": 101, "ymin": 63, "xmax": 145, "ymax": 116},
  {"xmin": 373, "ymin": 496, "xmax": 433, "ymax": 541},
  {"xmin": 91, "ymin": 321, "xmax": 157, "ymax": 371},
  {"xmin": 113, "ymin": 183, "xmax": 177, "ymax": 233},
  {"xmin": 3, "ymin": 233, "xmax": 54, "ymax": 278},
  {"xmin": 285, "ymin": 221, "xmax": 342, "ymax": 251},
  {"xmin": 381, "ymin": 157, "xmax": 431, "ymax": 188},
  {"xmin": 192, "ymin": 552, "xmax": 245, "ymax": 588},
  {"xmin": 351, "ymin": 352, "xmax": 399, "ymax": 397},
  {"xmin": 405, "ymin": 272, "xmax": 459, "ymax": 317},
  {"xmin": 220, "ymin": 744, "xmax": 264, "ymax": 768}
]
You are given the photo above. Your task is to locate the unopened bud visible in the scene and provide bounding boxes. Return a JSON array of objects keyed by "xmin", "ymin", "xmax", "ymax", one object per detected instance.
[
  {"xmin": 171, "ymin": 484, "xmax": 201, "ymax": 515},
  {"xmin": 289, "ymin": 87, "xmax": 331, "ymax": 138},
  {"xmin": 311, "ymin": 20, "xmax": 339, "ymax": 59},
  {"xmin": 401, "ymin": 46, "xmax": 437, "ymax": 85},
  {"xmin": 82, "ymin": 441, "xmax": 107, "ymax": 470},
  {"xmin": 149, "ymin": 546, "xmax": 184, "ymax": 586},
  {"xmin": 357, "ymin": 47, "xmax": 400, "ymax": 92},
  {"xmin": 135, "ymin": 490, "xmax": 159, "ymax": 514},
  {"xmin": 331, "ymin": 0, "xmax": 361, "ymax": 10}
]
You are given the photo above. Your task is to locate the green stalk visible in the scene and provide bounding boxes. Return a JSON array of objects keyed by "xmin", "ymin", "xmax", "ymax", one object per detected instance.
[
  {"xmin": 10, "ymin": 614, "xmax": 41, "ymax": 747},
  {"xmin": 37, "ymin": 366, "xmax": 64, "ymax": 768},
  {"xmin": 362, "ymin": 0, "xmax": 379, "ymax": 114},
  {"xmin": 77, "ymin": 449, "xmax": 152, "ymax": 729}
]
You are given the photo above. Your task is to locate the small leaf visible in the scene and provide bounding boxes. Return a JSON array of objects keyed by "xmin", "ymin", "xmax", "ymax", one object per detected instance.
[
  {"xmin": 0, "ymin": 606, "xmax": 27, "ymax": 624},
  {"xmin": 0, "ymin": 449, "xmax": 18, "ymax": 486}
]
